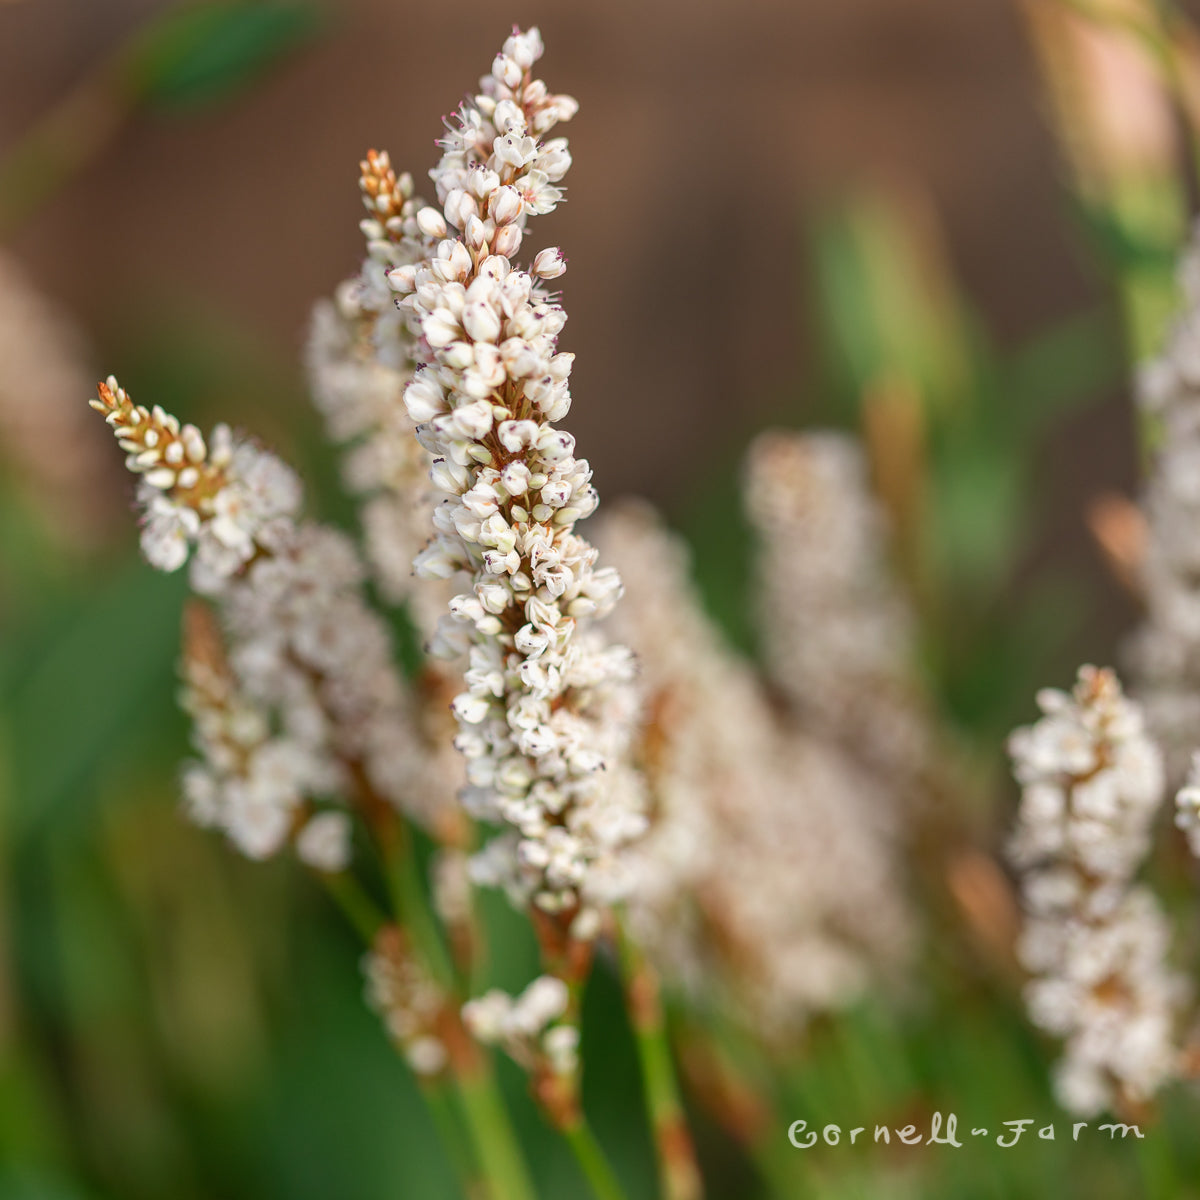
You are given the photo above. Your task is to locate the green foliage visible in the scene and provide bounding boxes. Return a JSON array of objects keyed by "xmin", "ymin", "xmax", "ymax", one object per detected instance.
[
  {"xmin": 121, "ymin": 1, "xmax": 323, "ymax": 112},
  {"xmin": 803, "ymin": 192, "xmax": 1125, "ymax": 744}
]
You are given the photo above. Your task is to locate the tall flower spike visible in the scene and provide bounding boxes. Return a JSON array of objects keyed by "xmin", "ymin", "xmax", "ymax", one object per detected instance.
[
  {"xmin": 307, "ymin": 276, "xmax": 447, "ymax": 633},
  {"xmin": 598, "ymin": 501, "xmax": 912, "ymax": 1036},
  {"xmin": 91, "ymin": 378, "xmax": 451, "ymax": 848},
  {"xmin": 1127, "ymin": 223, "xmax": 1200, "ymax": 781},
  {"xmin": 383, "ymin": 28, "xmax": 646, "ymax": 930},
  {"xmin": 743, "ymin": 430, "xmax": 932, "ymax": 802},
  {"xmin": 1007, "ymin": 666, "xmax": 1186, "ymax": 1115},
  {"xmin": 180, "ymin": 601, "xmax": 348, "ymax": 865},
  {"xmin": 306, "ymin": 147, "xmax": 446, "ymax": 621}
]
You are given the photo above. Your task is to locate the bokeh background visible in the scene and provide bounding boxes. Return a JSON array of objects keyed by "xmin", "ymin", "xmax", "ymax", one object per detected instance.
[{"xmin": 4, "ymin": 1, "xmax": 1200, "ymax": 1197}]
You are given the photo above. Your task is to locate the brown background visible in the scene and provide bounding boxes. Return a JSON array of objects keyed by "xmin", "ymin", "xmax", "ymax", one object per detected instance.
[{"xmin": 1, "ymin": 0, "xmax": 1099, "ymax": 503}]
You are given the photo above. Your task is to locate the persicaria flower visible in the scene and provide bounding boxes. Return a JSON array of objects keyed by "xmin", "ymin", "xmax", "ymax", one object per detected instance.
[
  {"xmin": 1007, "ymin": 666, "xmax": 1186, "ymax": 1115},
  {"xmin": 372, "ymin": 26, "xmax": 647, "ymax": 931}
]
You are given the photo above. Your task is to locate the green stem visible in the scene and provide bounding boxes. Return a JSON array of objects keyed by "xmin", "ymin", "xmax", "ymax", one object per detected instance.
[
  {"xmin": 561, "ymin": 1118, "xmax": 630, "ymax": 1200},
  {"xmin": 1134, "ymin": 1121, "xmax": 1177, "ymax": 1200},
  {"xmin": 317, "ymin": 855, "xmax": 532, "ymax": 1200},
  {"xmin": 317, "ymin": 868, "xmax": 385, "ymax": 943},
  {"xmin": 380, "ymin": 815, "xmax": 455, "ymax": 984},
  {"xmin": 421, "ymin": 1079, "xmax": 488, "ymax": 1200},
  {"xmin": 617, "ymin": 920, "xmax": 703, "ymax": 1200},
  {"xmin": 455, "ymin": 1063, "xmax": 539, "ymax": 1200},
  {"xmin": 371, "ymin": 816, "xmax": 538, "ymax": 1200}
]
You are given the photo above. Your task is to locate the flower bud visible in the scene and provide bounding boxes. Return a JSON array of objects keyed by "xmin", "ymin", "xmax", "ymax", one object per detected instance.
[
  {"xmin": 492, "ymin": 224, "xmax": 523, "ymax": 258},
  {"xmin": 532, "ymin": 247, "xmax": 566, "ymax": 279},
  {"xmin": 416, "ymin": 206, "xmax": 447, "ymax": 239},
  {"xmin": 489, "ymin": 185, "xmax": 524, "ymax": 226}
]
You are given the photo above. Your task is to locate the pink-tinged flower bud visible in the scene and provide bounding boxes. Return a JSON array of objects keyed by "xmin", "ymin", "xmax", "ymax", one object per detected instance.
[
  {"xmin": 492, "ymin": 53, "xmax": 523, "ymax": 90},
  {"xmin": 447, "ymin": 240, "xmax": 473, "ymax": 278},
  {"xmin": 423, "ymin": 313, "xmax": 458, "ymax": 348},
  {"xmin": 492, "ymin": 224, "xmax": 523, "ymax": 258},
  {"xmin": 463, "ymin": 300, "xmax": 502, "ymax": 344},
  {"xmin": 464, "ymin": 215, "xmax": 489, "ymax": 251},
  {"xmin": 493, "ymin": 99, "xmax": 525, "ymax": 134},
  {"xmin": 388, "ymin": 264, "xmax": 417, "ymax": 293},
  {"xmin": 442, "ymin": 341, "xmax": 475, "ymax": 370},
  {"xmin": 443, "ymin": 188, "xmax": 478, "ymax": 229},
  {"xmin": 404, "ymin": 374, "xmax": 446, "ymax": 422},
  {"xmin": 498, "ymin": 419, "xmax": 538, "ymax": 452},
  {"xmin": 532, "ymin": 247, "xmax": 566, "ymax": 279},
  {"xmin": 550, "ymin": 94, "xmax": 579, "ymax": 123},
  {"xmin": 504, "ymin": 27, "xmax": 543, "ymax": 70},
  {"xmin": 416, "ymin": 206, "xmax": 447, "ymax": 239},
  {"xmin": 523, "ymin": 79, "xmax": 548, "ymax": 109},
  {"xmin": 452, "ymin": 400, "xmax": 494, "ymax": 440},
  {"xmin": 489, "ymin": 186, "xmax": 524, "ymax": 226}
]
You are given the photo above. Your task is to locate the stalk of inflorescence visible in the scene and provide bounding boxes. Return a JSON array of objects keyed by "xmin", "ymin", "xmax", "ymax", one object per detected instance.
[
  {"xmin": 314, "ymin": 876, "xmax": 489, "ymax": 1199},
  {"xmin": 354, "ymin": 799, "xmax": 536, "ymax": 1200},
  {"xmin": 617, "ymin": 919, "xmax": 703, "ymax": 1200},
  {"xmin": 319, "ymin": 835, "xmax": 536, "ymax": 1200},
  {"xmin": 561, "ymin": 1120, "xmax": 630, "ymax": 1200}
]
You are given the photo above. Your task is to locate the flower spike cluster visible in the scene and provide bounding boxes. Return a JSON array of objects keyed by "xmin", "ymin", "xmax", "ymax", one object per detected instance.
[
  {"xmin": 743, "ymin": 430, "xmax": 931, "ymax": 801},
  {"xmin": 1128, "ymin": 223, "xmax": 1200, "ymax": 780},
  {"xmin": 381, "ymin": 27, "xmax": 646, "ymax": 925},
  {"xmin": 598, "ymin": 502, "xmax": 912, "ymax": 1036},
  {"xmin": 91, "ymin": 377, "xmax": 444, "ymax": 854},
  {"xmin": 1008, "ymin": 666, "xmax": 1186, "ymax": 1115},
  {"xmin": 364, "ymin": 926, "xmax": 455, "ymax": 1079},
  {"xmin": 307, "ymin": 279, "xmax": 437, "ymax": 616},
  {"xmin": 90, "ymin": 376, "xmax": 301, "ymax": 583},
  {"xmin": 463, "ymin": 975, "xmax": 579, "ymax": 1077},
  {"xmin": 179, "ymin": 601, "xmax": 348, "ymax": 865}
]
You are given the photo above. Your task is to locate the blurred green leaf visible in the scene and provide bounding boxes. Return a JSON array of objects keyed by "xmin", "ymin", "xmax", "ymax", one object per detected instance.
[
  {"xmin": 5, "ymin": 559, "xmax": 188, "ymax": 842},
  {"xmin": 0, "ymin": 1169, "xmax": 98, "ymax": 1200},
  {"xmin": 122, "ymin": 0, "xmax": 321, "ymax": 112},
  {"xmin": 1003, "ymin": 308, "xmax": 1123, "ymax": 440}
]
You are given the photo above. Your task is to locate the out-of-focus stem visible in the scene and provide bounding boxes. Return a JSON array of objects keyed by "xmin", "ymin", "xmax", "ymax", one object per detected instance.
[
  {"xmin": 317, "ymin": 876, "xmax": 488, "ymax": 1200},
  {"xmin": 617, "ymin": 920, "xmax": 703, "ymax": 1200},
  {"xmin": 454, "ymin": 1056, "xmax": 539, "ymax": 1200},
  {"xmin": 377, "ymin": 809, "xmax": 455, "ymax": 985},
  {"xmin": 318, "ymin": 822, "xmax": 533, "ymax": 1200},
  {"xmin": 317, "ymin": 867, "xmax": 385, "ymax": 943},
  {"xmin": 561, "ymin": 1118, "xmax": 630, "ymax": 1200},
  {"xmin": 675, "ymin": 1025, "xmax": 801, "ymax": 1200},
  {"xmin": 422, "ymin": 1081, "xmax": 489, "ymax": 1200},
  {"xmin": 371, "ymin": 811, "xmax": 537, "ymax": 1200}
]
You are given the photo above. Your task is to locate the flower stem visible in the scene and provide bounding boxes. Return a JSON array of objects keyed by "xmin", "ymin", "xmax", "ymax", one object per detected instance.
[
  {"xmin": 421, "ymin": 1078, "xmax": 489, "ymax": 1200},
  {"xmin": 378, "ymin": 810, "xmax": 455, "ymax": 984},
  {"xmin": 317, "ymin": 848, "xmax": 534, "ymax": 1200},
  {"xmin": 454, "ymin": 1060, "xmax": 540, "ymax": 1200},
  {"xmin": 617, "ymin": 919, "xmax": 704, "ymax": 1200},
  {"xmin": 372, "ymin": 813, "xmax": 538, "ymax": 1200},
  {"xmin": 317, "ymin": 868, "xmax": 386, "ymax": 943},
  {"xmin": 561, "ymin": 1118, "xmax": 631, "ymax": 1200}
]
